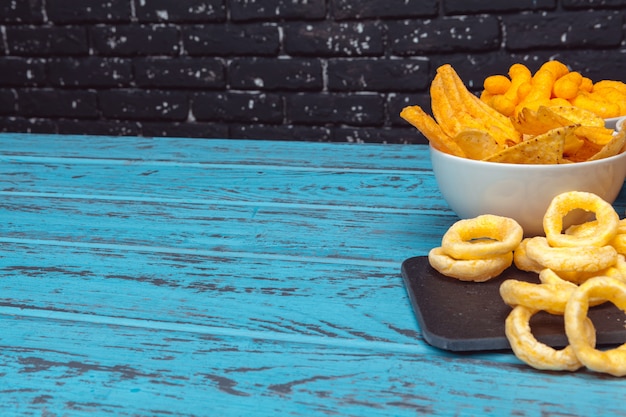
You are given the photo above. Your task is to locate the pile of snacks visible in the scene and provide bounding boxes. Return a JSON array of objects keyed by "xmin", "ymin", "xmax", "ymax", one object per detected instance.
[
  {"xmin": 429, "ymin": 191, "xmax": 626, "ymax": 376},
  {"xmin": 400, "ymin": 62, "xmax": 626, "ymax": 164},
  {"xmin": 481, "ymin": 60, "xmax": 626, "ymax": 119}
]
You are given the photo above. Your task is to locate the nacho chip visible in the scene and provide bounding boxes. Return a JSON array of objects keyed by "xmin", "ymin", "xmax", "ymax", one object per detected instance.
[
  {"xmin": 512, "ymin": 107, "xmax": 563, "ymax": 136},
  {"xmin": 563, "ymin": 127, "xmax": 585, "ymax": 155},
  {"xmin": 574, "ymin": 125, "xmax": 617, "ymax": 146},
  {"xmin": 454, "ymin": 129, "xmax": 503, "ymax": 160},
  {"xmin": 544, "ymin": 106, "xmax": 605, "ymax": 127},
  {"xmin": 565, "ymin": 140, "xmax": 602, "ymax": 162},
  {"xmin": 588, "ymin": 127, "xmax": 626, "ymax": 161},
  {"xmin": 513, "ymin": 105, "xmax": 607, "ymax": 137},
  {"xmin": 483, "ymin": 126, "xmax": 570, "ymax": 164}
]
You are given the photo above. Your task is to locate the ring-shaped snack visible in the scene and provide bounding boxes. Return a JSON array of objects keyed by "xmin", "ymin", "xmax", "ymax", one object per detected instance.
[
  {"xmin": 538, "ymin": 268, "xmax": 578, "ymax": 288},
  {"xmin": 573, "ymin": 254, "xmax": 625, "ymax": 284},
  {"xmin": 612, "ymin": 234, "xmax": 626, "ymax": 256},
  {"xmin": 513, "ymin": 238, "xmax": 543, "ymax": 274},
  {"xmin": 543, "ymin": 191, "xmax": 619, "ymax": 248},
  {"xmin": 525, "ymin": 236, "xmax": 617, "ymax": 273},
  {"xmin": 611, "ymin": 254, "xmax": 626, "ymax": 282},
  {"xmin": 428, "ymin": 247, "xmax": 513, "ymax": 282},
  {"xmin": 565, "ymin": 220, "xmax": 599, "ymax": 239},
  {"xmin": 500, "ymin": 270, "xmax": 605, "ymax": 313},
  {"xmin": 505, "ymin": 305, "xmax": 595, "ymax": 372},
  {"xmin": 565, "ymin": 276, "xmax": 626, "ymax": 376},
  {"xmin": 538, "ymin": 269, "xmax": 607, "ymax": 306},
  {"xmin": 441, "ymin": 214, "xmax": 523, "ymax": 260},
  {"xmin": 500, "ymin": 279, "xmax": 571, "ymax": 314},
  {"xmin": 568, "ymin": 220, "xmax": 626, "ymax": 253}
]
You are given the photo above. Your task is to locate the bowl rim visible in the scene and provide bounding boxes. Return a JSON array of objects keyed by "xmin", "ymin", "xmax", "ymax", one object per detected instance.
[{"xmin": 429, "ymin": 144, "xmax": 626, "ymax": 170}]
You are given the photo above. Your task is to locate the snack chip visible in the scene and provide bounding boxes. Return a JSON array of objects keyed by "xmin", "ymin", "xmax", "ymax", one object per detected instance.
[
  {"xmin": 401, "ymin": 61, "xmax": 626, "ymax": 164},
  {"xmin": 545, "ymin": 106, "xmax": 605, "ymax": 127},
  {"xmin": 573, "ymin": 126, "xmax": 615, "ymax": 145},
  {"xmin": 483, "ymin": 128, "xmax": 567, "ymax": 164},
  {"xmin": 453, "ymin": 129, "xmax": 501, "ymax": 160},
  {"xmin": 588, "ymin": 127, "xmax": 626, "ymax": 161},
  {"xmin": 512, "ymin": 107, "xmax": 563, "ymax": 136},
  {"xmin": 399, "ymin": 105, "xmax": 466, "ymax": 157}
]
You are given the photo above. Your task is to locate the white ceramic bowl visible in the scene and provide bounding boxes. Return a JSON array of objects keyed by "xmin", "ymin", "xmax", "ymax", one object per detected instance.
[
  {"xmin": 430, "ymin": 146, "xmax": 626, "ymax": 237},
  {"xmin": 613, "ymin": 116, "xmax": 626, "ymax": 131},
  {"xmin": 606, "ymin": 116, "xmax": 626, "ymax": 130}
]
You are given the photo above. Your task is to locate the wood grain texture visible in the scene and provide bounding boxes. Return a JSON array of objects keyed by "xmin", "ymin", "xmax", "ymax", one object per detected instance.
[
  {"xmin": 1, "ymin": 133, "xmax": 626, "ymax": 416},
  {"xmin": 2, "ymin": 313, "xmax": 621, "ymax": 417}
]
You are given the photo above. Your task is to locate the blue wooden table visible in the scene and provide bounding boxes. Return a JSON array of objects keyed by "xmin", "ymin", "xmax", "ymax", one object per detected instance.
[{"xmin": 1, "ymin": 133, "xmax": 626, "ymax": 416}]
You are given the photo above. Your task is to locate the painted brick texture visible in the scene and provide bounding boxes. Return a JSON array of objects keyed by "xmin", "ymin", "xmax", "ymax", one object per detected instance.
[{"xmin": 1, "ymin": 0, "xmax": 626, "ymax": 143}]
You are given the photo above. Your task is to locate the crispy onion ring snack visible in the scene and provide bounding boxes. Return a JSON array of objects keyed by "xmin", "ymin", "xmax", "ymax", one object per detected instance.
[
  {"xmin": 565, "ymin": 276, "xmax": 626, "ymax": 376},
  {"xmin": 441, "ymin": 215, "xmax": 523, "ymax": 260},
  {"xmin": 426, "ymin": 190, "xmax": 626, "ymax": 374},
  {"xmin": 612, "ymin": 254, "xmax": 626, "ymax": 280},
  {"xmin": 513, "ymin": 238, "xmax": 543, "ymax": 273},
  {"xmin": 500, "ymin": 279, "xmax": 571, "ymax": 314},
  {"xmin": 614, "ymin": 219, "xmax": 626, "ymax": 255},
  {"xmin": 506, "ymin": 305, "xmax": 595, "ymax": 371},
  {"xmin": 525, "ymin": 236, "xmax": 618, "ymax": 273},
  {"xmin": 428, "ymin": 247, "xmax": 512, "ymax": 282},
  {"xmin": 501, "ymin": 269, "xmax": 604, "ymax": 314},
  {"xmin": 543, "ymin": 191, "xmax": 619, "ymax": 248},
  {"xmin": 612, "ymin": 233, "xmax": 626, "ymax": 256},
  {"xmin": 429, "ymin": 214, "xmax": 521, "ymax": 281},
  {"xmin": 538, "ymin": 268, "xmax": 577, "ymax": 287}
]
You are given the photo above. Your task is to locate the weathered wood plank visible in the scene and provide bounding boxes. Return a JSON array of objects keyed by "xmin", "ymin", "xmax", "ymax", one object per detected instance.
[
  {"xmin": 0, "ymin": 162, "xmax": 447, "ymax": 211},
  {"xmin": 0, "ymin": 241, "xmax": 424, "ymax": 346},
  {"xmin": 1, "ymin": 313, "xmax": 622, "ymax": 417},
  {"xmin": 0, "ymin": 134, "xmax": 431, "ymax": 171},
  {"xmin": 0, "ymin": 195, "xmax": 452, "ymax": 262}
]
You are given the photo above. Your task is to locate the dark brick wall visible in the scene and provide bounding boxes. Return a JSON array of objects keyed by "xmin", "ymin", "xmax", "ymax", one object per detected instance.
[{"xmin": 1, "ymin": 0, "xmax": 626, "ymax": 143}]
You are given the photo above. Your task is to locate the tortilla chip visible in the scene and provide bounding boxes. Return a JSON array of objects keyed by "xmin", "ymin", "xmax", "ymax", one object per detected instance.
[
  {"xmin": 574, "ymin": 125, "xmax": 617, "ymax": 145},
  {"xmin": 512, "ymin": 107, "xmax": 563, "ymax": 136},
  {"xmin": 588, "ymin": 127, "xmax": 626, "ymax": 161},
  {"xmin": 483, "ymin": 126, "xmax": 570, "ymax": 164},
  {"xmin": 563, "ymin": 128, "xmax": 585, "ymax": 155},
  {"xmin": 565, "ymin": 140, "xmax": 602, "ymax": 162},
  {"xmin": 453, "ymin": 129, "xmax": 503, "ymax": 160},
  {"xmin": 546, "ymin": 105, "xmax": 605, "ymax": 127}
]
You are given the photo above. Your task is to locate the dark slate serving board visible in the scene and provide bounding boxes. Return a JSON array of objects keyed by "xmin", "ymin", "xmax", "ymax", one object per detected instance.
[{"xmin": 401, "ymin": 256, "xmax": 626, "ymax": 352}]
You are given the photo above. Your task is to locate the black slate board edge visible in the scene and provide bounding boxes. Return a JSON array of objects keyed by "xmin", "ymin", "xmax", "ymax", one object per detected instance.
[{"xmin": 401, "ymin": 256, "xmax": 626, "ymax": 352}]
